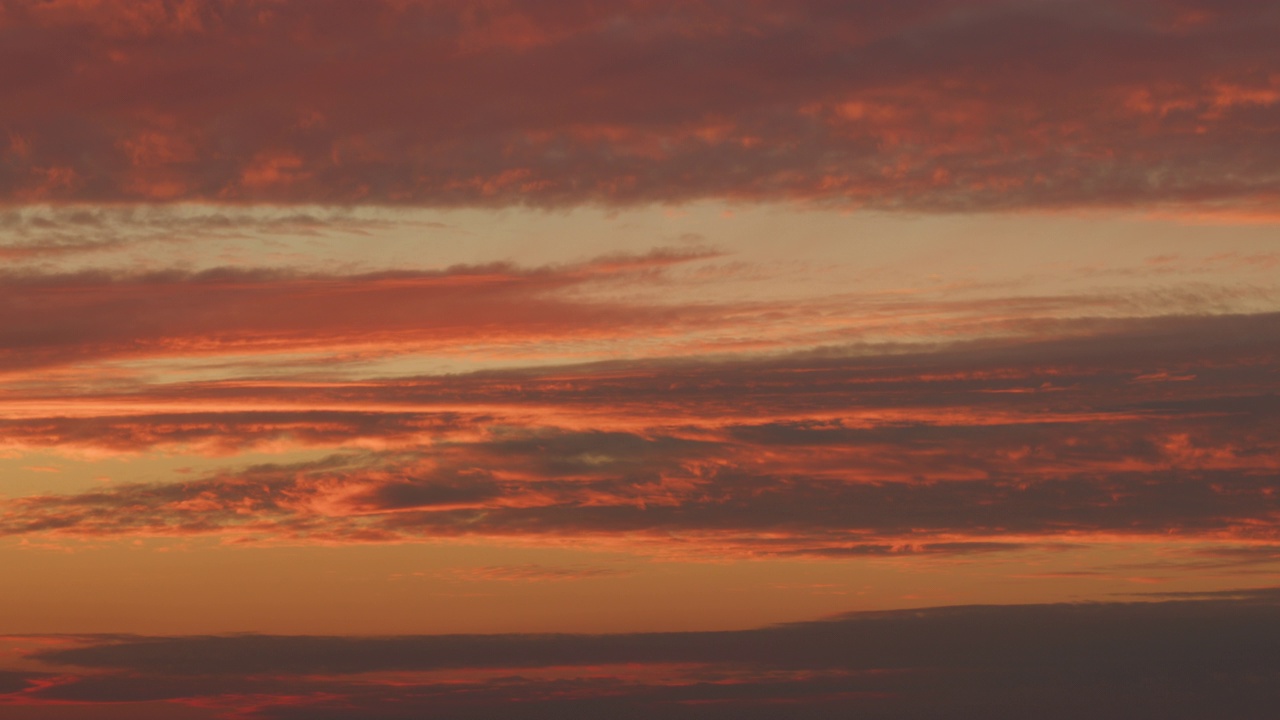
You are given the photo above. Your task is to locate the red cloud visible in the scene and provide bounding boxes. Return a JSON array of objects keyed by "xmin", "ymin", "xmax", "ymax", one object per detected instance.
[{"xmin": 1, "ymin": 0, "xmax": 1277, "ymax": 210}]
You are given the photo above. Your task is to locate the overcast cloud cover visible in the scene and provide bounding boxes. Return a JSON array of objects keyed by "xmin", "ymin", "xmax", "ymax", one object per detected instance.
[{"xmin": 1, "ymin": 1, "xmax": 1278, "ymax": 718}]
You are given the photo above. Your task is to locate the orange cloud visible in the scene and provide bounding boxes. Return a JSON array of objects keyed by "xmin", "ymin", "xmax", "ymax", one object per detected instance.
[{"xmin": 1, "ymin": 312, "xmax": 1274, "ymax": 554}]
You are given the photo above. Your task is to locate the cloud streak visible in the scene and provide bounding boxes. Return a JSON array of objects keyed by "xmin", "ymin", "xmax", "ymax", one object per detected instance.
[
  {"xmin": 0, "ymin": 246, "xmax": 1269, "ymax": 379},
  {"xmin": 0, "ymin": 249, "xmax": 733, "ymax": 371},
  {"xmin": 0, "ymin": 205, "xmax": 426, "ymax": 261}
]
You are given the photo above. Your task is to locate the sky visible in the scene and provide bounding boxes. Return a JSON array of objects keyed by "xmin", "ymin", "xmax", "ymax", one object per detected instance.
[{"xmin": 1, "ymin": 1, "xmax": 1279, "ymax": 717}]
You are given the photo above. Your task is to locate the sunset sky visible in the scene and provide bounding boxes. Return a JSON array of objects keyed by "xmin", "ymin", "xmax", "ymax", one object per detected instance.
[{"xmin": 2, "ymin": 1, "xmax": 1279, "ymax": 718}]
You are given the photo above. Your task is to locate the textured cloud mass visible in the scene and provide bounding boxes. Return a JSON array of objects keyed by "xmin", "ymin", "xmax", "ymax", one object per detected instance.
[
  {"xmin": 2, "ymin": 311, "xmax": 1275, "ymax": 554},
  {"xmin": 2, "ymin": 0, "xmax": 1279, "ymax": 210}
]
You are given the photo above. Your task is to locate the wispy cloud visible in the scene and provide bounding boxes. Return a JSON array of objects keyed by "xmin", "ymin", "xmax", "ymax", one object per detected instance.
[
  {"xmin": 0, "ymin": 246, "xmax": 1269, "ymax": 380},
  {"xmin": 0, "ymin": 249, "xmax": 731, "ymax": 371},
  {"xmin": 0, "ymin": 205, "xmax": 432, "ymax": 261}
]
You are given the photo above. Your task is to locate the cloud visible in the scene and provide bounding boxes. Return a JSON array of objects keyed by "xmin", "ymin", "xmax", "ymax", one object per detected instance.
[
  {"xmin": 5, "ymin": 439, "xmax": 1272, "ymax": 549},
  {"xmin": 0, "ymin": 249, "xmax": 729, "ymax": 371},
  {"xmin": 1, "ymin": 310, "xmax": 1274, "ymax": 552},
  {"xmin": 0, "ymin": 241, "xmax": 1271, "ymax": 382},
  {"xmin": 0, "ymin": 672, "xmax": 45, "ymax": 696},
  {"xmin": 0, "ymin": 205, "xmax": 431, "ymax": 261},
  {"xmin": 11, "ymin": 595, "xmax": 1280, "ymax": 718},
  {"xmin": 0, "ymin": 411, "xmax": 477, "ymax": 455},
  {"xmin": 1, "ymin": 0, "xmax": 1278, "ymax": 210}
]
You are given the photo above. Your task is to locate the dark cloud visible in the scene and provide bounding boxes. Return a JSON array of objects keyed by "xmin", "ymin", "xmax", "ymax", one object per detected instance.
[
  {"xmin": 355, "ymin": 472, "xmax": 503, "ymax": 510},
  {"xmin": 0, "ymin": 671, "xmax": 46, "ymax": 695},
  {"xmin": 1, "ymin": 0, "xmax": 1277, "ymax": 210},
  {"xmin": 59, "ymin": 310, "xmax": 1279, "ymax": 416},
  {"xmin": 4, "ymin": 448, "xmax": 1276, "ymax": 550},
  {"xmin": 18, "ymin": 595, "xmax": 1280, "ymax": 718},
  {"xmin": 0, "ymin": 311, "xmax": 1274, "ymax": 551}
]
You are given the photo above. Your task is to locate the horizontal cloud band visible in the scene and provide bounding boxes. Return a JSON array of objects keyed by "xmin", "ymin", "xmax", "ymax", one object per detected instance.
[
  {"xmin": 2, "ymin": 0, "xmax": 1278, "ymax": 209},
  {"xmin": 2, "ymin": 311, "xmax": 1275, "ymax": 553},
  {"xmin": 9, "ymin": 592, "xmax": 1280, "ymax": 719}
]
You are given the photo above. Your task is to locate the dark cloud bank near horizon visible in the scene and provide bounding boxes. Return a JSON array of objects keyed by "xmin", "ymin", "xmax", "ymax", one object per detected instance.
[{"xmin": 7, "ymin": 591, "xmax": 1280, "ymax": 719}]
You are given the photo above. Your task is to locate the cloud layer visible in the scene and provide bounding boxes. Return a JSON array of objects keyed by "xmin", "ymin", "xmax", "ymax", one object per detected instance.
[
  {"xmin": 3, "ymin": 5, "xmax": 1277, "ymax": 717},
  {"xmin": 7, "ymin": 593, "xmax": 1280, "ymax": 719},
  {"xmin": 3, "ymin": 311, "xmax": 1275, "ymax": 555},
  {"xmin": 2, "ymin": 0, "xmax": 1278, "ymax": 210}
]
